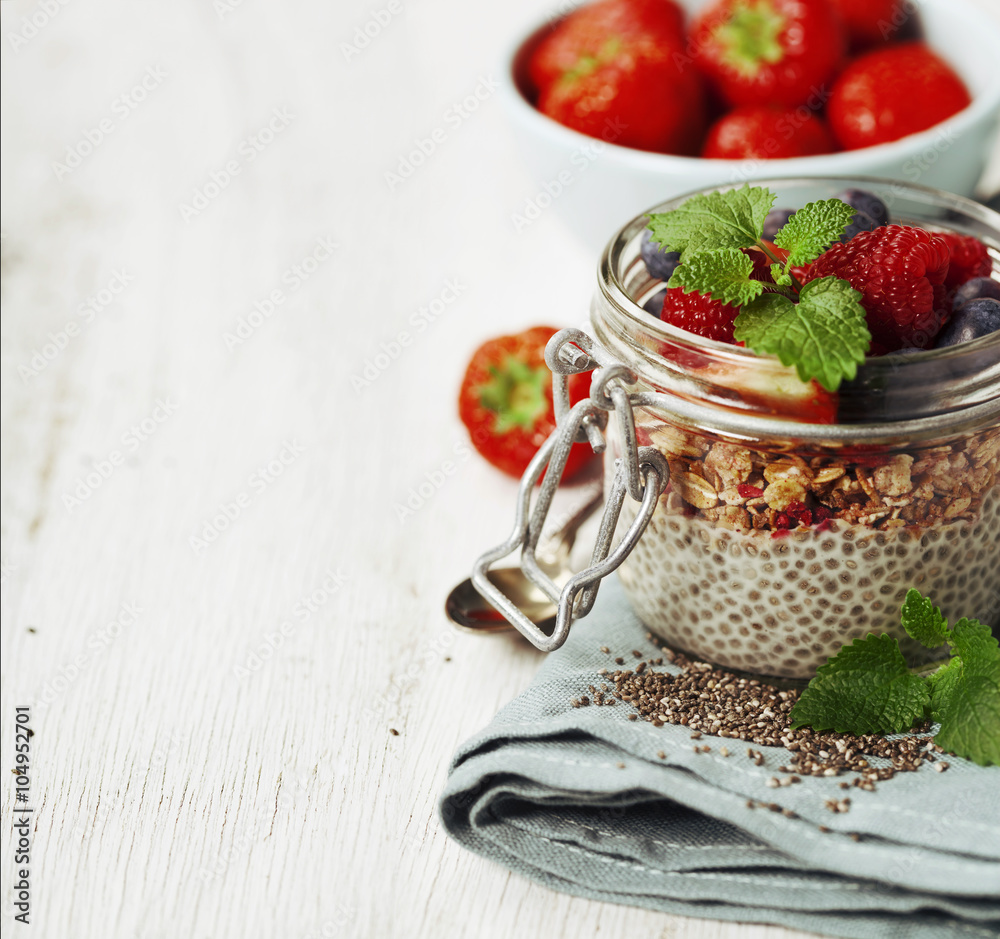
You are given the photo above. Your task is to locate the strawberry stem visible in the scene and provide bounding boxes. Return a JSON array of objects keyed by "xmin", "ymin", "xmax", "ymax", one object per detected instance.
[{"xmin": 757, "ymin": 239, "xmax": 804, "ymax": 294}]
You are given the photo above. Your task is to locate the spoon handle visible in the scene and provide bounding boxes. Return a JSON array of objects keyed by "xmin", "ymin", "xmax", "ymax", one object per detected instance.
[{"xmin": 535, "ymin": 487, "xmax": 604, "ymax": 570}]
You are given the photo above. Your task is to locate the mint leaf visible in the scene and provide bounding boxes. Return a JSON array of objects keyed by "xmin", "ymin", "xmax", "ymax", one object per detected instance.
[
  {"xmin": 900, "ymin": 589, "xmax": 950, "ymax": 648},
  {"xmin": 930, "ymin": 619, "xmax": 1000, "ymax": 766},
  {"xmin": 774, "ymin": 199, "xmax": 856, "ymax": 268},
  {"xmin": 667, "ymin": 249, "xmax": 765, "ymax": 307},
  {"xmin": 733, "ymin": 276, "xmax": 870, "ymax": 391},
  {"xmin": 790, "ymin": 633, "xmax": 929, "ymax": 735},
  {"xmin": 647, "ymin": 185, "xmax": 775, "ymax": 256},
  {"xmin": 770, "ymin": 263, "xmax": 792, "ymax": 287}
]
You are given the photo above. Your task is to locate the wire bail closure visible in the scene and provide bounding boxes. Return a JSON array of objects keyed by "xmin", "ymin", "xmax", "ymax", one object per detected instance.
[{"xmin": 470, "ymin": 328, "xmax": 669, "ymax": 652}]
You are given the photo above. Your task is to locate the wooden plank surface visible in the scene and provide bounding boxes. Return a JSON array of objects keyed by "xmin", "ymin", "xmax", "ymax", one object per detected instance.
[{"xmin": 2, "ymin": 1, "xmax": 998, "ymax": 937}]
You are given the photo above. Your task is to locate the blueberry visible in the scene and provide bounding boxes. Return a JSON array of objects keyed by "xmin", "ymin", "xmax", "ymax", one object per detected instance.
[
  {"xmin": 763, "ymin": 208, "xmax": 795, "ymax": 242},
  {"xmin": 640, "ymin": 229, "xmax": 680, "ymax": 282},
  {"xmin": 935, "ymin": 298, "xmax": 1000, "ymax": 347},
  {"xmin": 835, "ymin": 188, "xmax": 889, "ymax": 242},
  {"xmin": 952, "ymin": 277, "xmax": 1000, "ymax": 312},
  {"xmin": 642, "ymin": 287, "xmax": 667, "ymax": 317}
]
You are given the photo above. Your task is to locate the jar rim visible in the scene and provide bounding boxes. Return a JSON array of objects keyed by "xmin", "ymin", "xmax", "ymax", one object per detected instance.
[{"xmin": 595, "ymin": 176, "xmax": 1000, "ymax": 442}]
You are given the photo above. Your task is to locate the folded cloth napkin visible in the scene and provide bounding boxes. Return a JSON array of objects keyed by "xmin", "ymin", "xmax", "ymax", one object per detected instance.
[{"xmin": 440, "ymin": 576, "xmax": 1000, "ymax": 939}]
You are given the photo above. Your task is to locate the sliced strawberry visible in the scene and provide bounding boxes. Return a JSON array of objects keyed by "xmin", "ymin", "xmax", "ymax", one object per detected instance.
[{"xmin": 458, "ymin": 326, "xmax": 596, "ymax": 480}]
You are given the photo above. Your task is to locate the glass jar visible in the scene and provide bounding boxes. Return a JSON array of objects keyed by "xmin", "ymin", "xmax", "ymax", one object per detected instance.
[{"xmin": 590, "ymin": 178, "xmax": 1000, "ymax": 680}]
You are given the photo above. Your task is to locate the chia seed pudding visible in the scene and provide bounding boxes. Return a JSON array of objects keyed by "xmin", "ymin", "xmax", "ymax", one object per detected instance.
[{"xmin": 612, "ymin": 416, "xmax": 1000, "ymax": 678}]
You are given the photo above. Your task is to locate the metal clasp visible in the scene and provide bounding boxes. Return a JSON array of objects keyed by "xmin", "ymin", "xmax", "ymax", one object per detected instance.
[{"xmin": 470, "ymin": 328, "xmax": 669, "ymax": 652}]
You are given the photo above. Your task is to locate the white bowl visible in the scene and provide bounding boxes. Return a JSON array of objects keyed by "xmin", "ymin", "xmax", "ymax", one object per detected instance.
[{"xmin": 500, "ymin": 0, "xmax": 1000, "ymax": 251}]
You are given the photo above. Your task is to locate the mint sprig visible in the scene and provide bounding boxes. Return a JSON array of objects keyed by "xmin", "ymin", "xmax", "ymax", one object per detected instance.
[
  {"xmin": 647, "ymin": 184, "xmax": 775, "ymax": 255},
  {"xmin": 646, "ymin": 186, "xmax": 873, "ymax": 392},
  {"xmin": 790, "ymin": 589, "xmax": 1000, "ymax": 767},
  {"xmin": 733, "ymin": 278, "xmax": 870, "ymax": 392},
  {"xmin": 773, "ymin": 199, "xmax": 856, "ymax": 269},
  {"xmin": 668, "ymin": 248, "xmax": 764, "ymax": 308}
]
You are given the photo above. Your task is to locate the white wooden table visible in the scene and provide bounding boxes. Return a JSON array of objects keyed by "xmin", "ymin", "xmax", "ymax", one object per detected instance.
[{"xmin": 2, "ymin": 2, "xmax": 998, "ymax": 937}]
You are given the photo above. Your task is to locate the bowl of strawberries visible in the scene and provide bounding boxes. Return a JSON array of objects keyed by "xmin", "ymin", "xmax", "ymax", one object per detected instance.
[{"xmin": 501, "ymin": 0, "xmax": 1000, "ymax": 249}]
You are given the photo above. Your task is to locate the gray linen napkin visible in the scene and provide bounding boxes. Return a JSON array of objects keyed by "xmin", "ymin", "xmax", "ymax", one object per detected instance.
[{"xmin": 440, "ymin": 576, "xmax": 1000, "ymax": 939}]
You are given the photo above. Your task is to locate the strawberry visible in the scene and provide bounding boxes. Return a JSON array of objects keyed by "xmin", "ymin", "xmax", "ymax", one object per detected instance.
[
  {"xmin": 701, "ymin": 105, "xmax": 835, "ymax": 159},
  {"xmin": 660, "ymin": 287, "xmax": 740, "ymax": 343},
  {"xmin": 458, "ymin": 326, "xmax": 596, "ymax": 480},
  {"xmin": 529, "ymin": 0, "xmax": 686, "ymax": 91},
  {"xmin": 531, "ymin": 0, "xmax": 707, "ymax": 154},
  {"xmin": 828, "ymin": 43, "xmax": 971, "ymax": 150},
  {"xmin": 801, "ymin": 225, "xmax": 952, "ymax": 353},
  {"xmin": 828, "ymin": 0, "xmax": 908, "ymax": 50},
  {"xmin": 937, "ymin": 232, "xmax": 992, "ymax": 291},
  {"xmin": 690, "ymin": 0, "xmax": 845, "ymax": 109}
]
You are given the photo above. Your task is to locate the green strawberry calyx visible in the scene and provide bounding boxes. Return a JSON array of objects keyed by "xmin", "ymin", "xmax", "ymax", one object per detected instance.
[
  {"xmin": 714, "ymin": 0, "xmax": 787, "ymax": 77},
  {"xmin": 477, "ymin": 357, "xmax": 549, "ymax": 434}
]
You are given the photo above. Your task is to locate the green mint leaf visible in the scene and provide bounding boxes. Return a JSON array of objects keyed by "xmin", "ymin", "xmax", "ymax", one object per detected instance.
[
  {"xmin": 770, "ymin": 263, "xmax": 792, "ymax": 287},
  {"xmin": 733, "ymin": 276, "xmax": 870, "ymax": 391},
  {"xmin": 667, "ymin": 248, "xmax": 765, "ymax": 308},
  {"xmin": 647, "ymin": 184, "xmax": 775, "ymax": 256},
  {"xmin": 930, "ymin": 619, "xmax": 1000, "ymax": 766},
  {"xmin": 900, "ymin": 588, "xmax": 950, "ymax": 648},
  {"xmin": 790, "ymin": 633, "xmax": 929, "ymax": 735},
  {"xmin": 773, "ymin": 199, "xmax": 856, "ymax": 268}
]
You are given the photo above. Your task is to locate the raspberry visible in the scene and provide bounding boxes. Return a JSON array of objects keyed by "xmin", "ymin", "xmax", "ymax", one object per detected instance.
[
  {"xmin": 801, "ymin": 225, "xmax": 951, "ymax": 352},
  {"xmin": 661, "ymin": 246, "xmax": 783, "ymax": 344},
  {"xmin": 738, "ymin": 484, "xmax": 763, "ymax": 499},
  {"xmin": 660, "ymin": 287, "xmax": 739, "ymax": 343},
  {"xmin": 814, "ymin": 506, "xmax": 833, "ymax": 523},
  {"xmin": 938, "ymin": 232, "xmax": 992, "ymax": 291}
]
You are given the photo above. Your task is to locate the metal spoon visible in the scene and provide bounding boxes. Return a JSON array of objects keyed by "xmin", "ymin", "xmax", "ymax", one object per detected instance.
[{"xmin": 445, "ymin": 489, "xmax": 603, "ymax": 635}]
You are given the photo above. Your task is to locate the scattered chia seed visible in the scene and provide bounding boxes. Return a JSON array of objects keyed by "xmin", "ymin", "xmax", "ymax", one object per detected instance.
[
  {"xmin": 657, "ymin": 750, "xmax": 666, "ymax": 760},
  {"xmin": 586, "ymin": 646, "xmax": 942, "ymax": 789},
  {"xmin": 600, "ymin": 646, "xmax": 610, "ymax": 654},
  {"xmin": 389, "ymin": 728, "xmax": 399, "ymax": 736}
]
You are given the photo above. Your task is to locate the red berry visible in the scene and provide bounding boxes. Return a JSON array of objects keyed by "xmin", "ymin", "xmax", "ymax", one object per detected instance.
[
  {"xmin": 828, "ymin": 0, "xmax": 907, "ymax": 50},
  {"xmin": 531, "ymin": 0, "xmax": 706, "ymax": 154},
  {"xmin": 828, "ymin": 43, "xmax": 971, "ymax": 151},
  {"xmin": 814, "ymin": 506, "xmax": 833, "ymax": 522},
  {"xmin": 701, "ymin": 106, "xmax": 835, "ymax": 159},
  {"xmin": 774, "ymin": 511, "xmax": 793, "ymax": 530},
  {"xmin": 938, "ymin": 232, "xmax": 992, "ymax": 291},
  {"xmin": 458, "ymin": 326, "xmax": 596, "ymax": 480},
  {"xmin": 690, "ymin": 0, "xmax": 845, "ymax": 109},
  {"xmin": 660, "ymin": 287, "xmax": 740, "ymax": 343},
  {"xmin": 528, "ymin": 0, "xmax": 686, "ymax": 91},
  {"xmin": 738, "ymin": 484, "xmax": 764, "ymax": 498},
  {"xmin": 786, "ymin": 501, "xmax": 812, "ymax": 527},
  {"xmin": 801, "ymin": 225, "xmax": 952, "ymax": 352}
]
